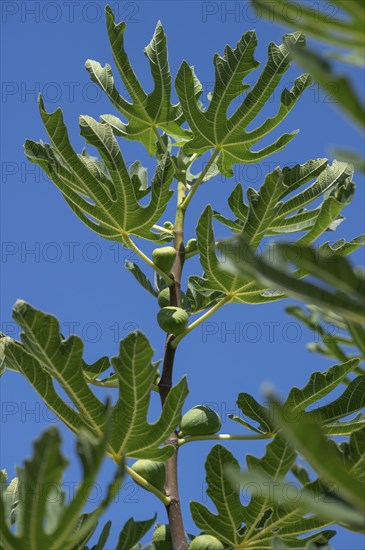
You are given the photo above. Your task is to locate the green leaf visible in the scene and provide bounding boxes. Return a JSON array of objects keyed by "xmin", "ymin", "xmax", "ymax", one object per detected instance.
[
  {"xmin": 230, "ymin": 467, "xmax": 362, "ymax": 533},
  {"xmin": 332, "ymin": 148, "xmax": 365, "ymax": 173},
  {"xmin": 1, "ymin": 473, "xmax": 19, "ymax": 528},
  {"xmin": 116, "ymin": 515, "xmax": 156, "ymax": 549},
  {"xmin": 185, "ymin": 284, "xmax": 225, "ymax": 314},
  {"xmin": 286, "ymin": 358, "xmax": 359, "ymax": 413},
  {"xmin": 268, "ymin": 397, "xmax": 365, "ymax": 513},
  {"xmin": 222, "ymin": 237, "xmax": 365, "ymax": 324},
  {"xmin": 110, "ymin": 330, "xmax": 188, "ymax": 460},
  {"xmin": 307, "ymin": 375, "xmax": 365, "ymax": 423},
  {"xmin": 10, "ymin": 300, "xmax": 106, "ymax": 437},
  {"xmin": 286, "ymin": 306, "xmax": 351, "ymax": 364},
  {"xmin": 0, "ymin": 427, "xmax": 124, "ymax": 550},
  {"xmin": 219, "ymin": 159, "xmax": 354, "ymax": 249},
  {"xmin": 4, "ymin": 302, "xmax": 188, "ymax": 460},
  {"xmin": 193, "ymin": 159, "xmax": 357, "ymax": 305},
  {"xmin": 85, "ymin": 6, "xmax": 192, "ymax": 155},
  {"xmin": 340, "ymin": 426, "xmax": 365, "ymax": 482},
  {"xmin": 322, "ymin": 413, "xmax": 365, "ymax": 436},
  {"xmin": 190, "ymin": 445, "xmax": 246, "ymax": 546},
  {"xmin": 271, "ymin": 539, "xmax": 290, "ymax": 549},
  {"xmin": 125, "ymin": 261, "xmax": 158, "ymax": 297},
  {"xmin": 176, "ymin": 31, "xmax": 310, "ymax": 176},
  {"xmin": 250, "ymin": 0, "xmax": 365, "ymax": 167},
  {"xmin": 3, "ymin": 339, "xmax": 85, "ymax": 434},
  {"xmin": 228, "ymin": 414, "xmax": 263, "ymax": 434},
  {"xmin": 191, "ymin": 205, "xmax": 285, "ymax": 304},
  {"xmin": 235, "ymin": 393, "xmax": 273, "ymax": 433},
  {"xmin": 84, "ymin": 516, "xmax": 156, "ymax": 550},
  {"xmin": 190, "ymin": 439, "xmax": 334, "ymax": 548},
  {"xmin": 233, "ymin": 362, "xmax": 365, "ymax": 439},
  {"xmin": 212, "ymin": 437, "xmax": 335, "ymax": 548},
  {"xmin": 291, "ymin": 45, "xmax": 365, "ymax": 131},
  {"xmin": 242, "ymin": 437, "xmax": 296, "ymax": 537},
  {"xmin": 24, "ymin": 98, "xmax": 174, "ymax": 245},
  {"xmin": 286, "ymin": 304, "xmax": 365, "ymax": 369},
  {"xmin": 251, "ymin": 0, "xmax": 365, "ymax": 56},
  {"xmin": 88, "ymin": 521, "xmax": 111, "ymax": 550}
]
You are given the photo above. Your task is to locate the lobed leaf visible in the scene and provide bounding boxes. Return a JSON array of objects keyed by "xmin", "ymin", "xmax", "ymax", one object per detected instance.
[
  {"xmin": 267, "ymin": 397, "xmax": 365, "ymax": 514},
  {"xmin": 24, "ymin": 98, "xmax": 174, "ymax": 245},
  {"xmin": 191, "ymin": 439, "xmax": 334, "ymax": 548},
  {"xmin": 216, "ymin": 159, "xmax": 354, "ymax": 249},
  {"xmin": 0, "ymin": 427, "xmax": 124, "ymax": 550},
  {"xmin": 3, "ymin": 302, "xmax": 188, "ymax": 460},
  {"xmin": 86, "ymin": 6, "xmax": 192, "ymax": 155},
  {"xmin": 176, "ymin": 31, "xmax": 311, "ymax": 176},
  {"xmin": 221, "ymin": 237, "xmax": 365, "ymax": 324}
]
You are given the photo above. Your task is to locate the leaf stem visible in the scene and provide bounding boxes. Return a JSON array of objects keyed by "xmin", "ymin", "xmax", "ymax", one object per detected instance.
[
  {"xmin": 154, "ymin": 127, "xmax": 169, "ymax": 155},
  {"xmin": 152, "ymin": 223, "xmax": 174, "ymax": 235},
  {"xmin": 88, "ymin": 378, "xmax": 119, "ymax": 388},
  {"xmin": 171, "ymin": 294, "xmax": 232, "ymax": 348},
  {"xmin": 123, "ymin": 234, "xmax": 173, "ymax": 287},
  {"xmin": 180, "ymin": 149, "xmax": 219, "ymax": 211},
  {"xmin": 178, "ymin": 433, "xmax": 273, "ymax": 446},
  {"xmin": 125, "ymin": 465, "xmax": 171, "ymax": 506}
]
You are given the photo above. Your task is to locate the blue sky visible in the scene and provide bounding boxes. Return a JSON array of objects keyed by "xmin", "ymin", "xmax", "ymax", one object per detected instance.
[{"xmin": 1, "ymin": 1, "xmax": 364, "ymax": 548}]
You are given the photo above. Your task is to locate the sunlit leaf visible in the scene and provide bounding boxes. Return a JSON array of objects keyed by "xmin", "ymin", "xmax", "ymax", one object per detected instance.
[{"xmin": 176, "ymin": 31, "xmax": 310, "ymax": 176}]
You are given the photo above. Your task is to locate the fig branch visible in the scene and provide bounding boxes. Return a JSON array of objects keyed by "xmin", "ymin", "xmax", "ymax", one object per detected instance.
[{"xmin": 158, "ymin": 175, "xmax": 188, "ymax": 550}]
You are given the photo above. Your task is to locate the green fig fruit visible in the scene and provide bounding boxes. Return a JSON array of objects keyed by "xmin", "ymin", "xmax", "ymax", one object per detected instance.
[
  {"xmin": 131, "ymin": 459, "xmax": 165, "ymax": 493},
  {"xmin": 157, "ymin": 288, "xmax": 171, "ymax": 308},
  {"xmin": 152, "ymin": 524, "xmax": 173, "ymax": 550},
  {"xmin": 189, "ymin": 535, "xmax": 224, "ymax": 549},
  {"xmin": 157, "ymin": 307, "xmax": 188, "ymax": 335},
  {"xmin": 180, "ymin": 405, "xmax": 221, "ymax": 437},
  {"xmin": 163, "ymin": 221, "xmax": 174, "ymax": 230},
  {"xmin": 158, "ymin": 288, "xmax": 188, "ymax": 309},
  {"xmin": 152, "ymin": 246, "xmax": 177, "ymax": 273},
  {"xmin": 185, "ymin": 238, "xmax": 198, "ymax": 255}
]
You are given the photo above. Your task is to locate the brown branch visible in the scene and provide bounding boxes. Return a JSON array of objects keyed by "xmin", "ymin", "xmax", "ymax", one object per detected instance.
[{"xmin": 157, "ymin": 192, "xmax": 188, "ymax": 550}]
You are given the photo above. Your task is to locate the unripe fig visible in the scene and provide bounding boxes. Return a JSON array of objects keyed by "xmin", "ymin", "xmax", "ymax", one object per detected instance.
[
  {"xmin": 158, "ymin": 288, "xmax": 188, "ymax": 309},
  {"xmin": 163, "ymin": 221, "xmax": 174, "ymax": 230},
  {"xmin": 185, "ymin": 238, "xmax": 198, "ymax": 255},
  {"xmin": 180, "ymin": 405, "xmax": 221, "ymax": 437},
  {"xmin": 131, "ymin": 459, "xmax": 165, "ymax": 493},
  {"xmin": 152, "ymin": 246, "xmax": 176, "ymax": 273},
  {"xmin": 157, "ymin": 307, "xmax": 188, "ymax": 335},
  {"xmin": 189, "ymin": 535, "xmax": 224, "ymax": 549},
  {"xmin": 152, "ymin": 524, "xmax": 173, "ymax": 550},
  {"xmin": 157, "ymin": 288, "xmax": 171, "ymax": 308}
]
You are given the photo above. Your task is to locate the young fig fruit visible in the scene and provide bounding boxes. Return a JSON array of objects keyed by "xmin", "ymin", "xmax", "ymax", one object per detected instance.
[
  {"xmin": 157, "ymin": 288, "xmax": 188, "ymax": 309},
  {"xmin": 152, "ymin": 524, "xmax": 173, "ymax": 550},
  {"xmin": 163, "ymin": 221, "xmax": 174, "ymax": 231},
  {"xmin": 131, "ymin": 459, "xmax": 165, "ymax": 493},
  {"xmin": 189, "ymin": 535, "xmax": 224, "ymax": 549},
  {"xmin": 157, "ymin": 288, "xmax": 171, "ymax": 308},
  {"xmin": 157, "ymin": 307, "xmax": 188, "ymax": 335},
  {"xmin": 152, "ymin": 246, "xmax": 176, "ymax": 273},
  {"xmin": 180, "ymin": 405, "xmax": 221, "ymax": 437},
  {"xmin": 185, "ymin": 238, "xmax": 198, "ymax": 255}
]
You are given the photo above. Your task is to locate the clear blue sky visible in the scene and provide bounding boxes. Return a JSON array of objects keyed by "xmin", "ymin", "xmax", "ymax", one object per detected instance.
[{"xmin": 1, "ymin": 1, "xmax": 364, "ymax": 548}]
